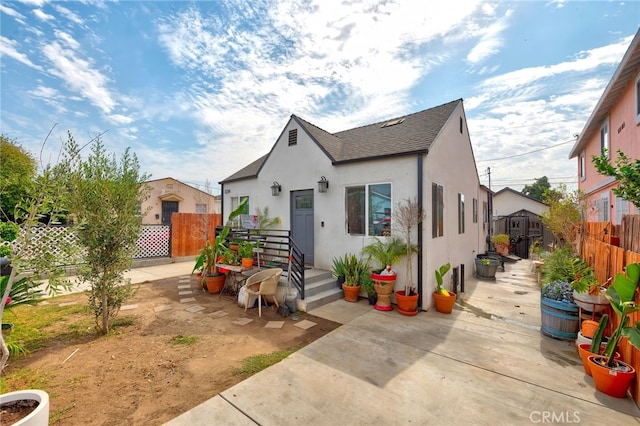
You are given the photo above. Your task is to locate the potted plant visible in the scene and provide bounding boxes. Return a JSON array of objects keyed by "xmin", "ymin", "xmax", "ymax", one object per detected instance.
[
  {"xmin": 492, "ymin": 233, "xmax": 510, "ymax": 256},
  {"xmin": 192, "ymin": 198, "xmax": 248, "ymax": 294},
  {"xmin": 238, "ymin": 240, "xmax": 255, "ymax": 268},
  {"xmin": 361, "ymin": 271, "xmax": 376, "ymax": 305},
  {"xmin": 361, "ymin": 236, "xmax": 406, "ymax": 311},
  {"xmin": 586, "ymin": 262, "xmax": 640, "ymax": 398},
  {"xmin": 474, "ymin": 256, "xmax": 501, "ymax": 280},
  {"xmin": 331, "ymin": 256, "xmax": 346, "ymax": 287},
  {"xmin": 341, "ymin": 254, "xmax": 368, "ymax": 302},
  {"xmin": 393, "ymin": 198, "xmax": 423, "ymax": 316},
  {"xmin": 433, "ymin": 263, "xmax": 456, "ymax": 313},
  {"xmin": 540, "ymin": 280, "xmax": 579, "ymax": 340},
  {"xmin": 569, "ymin": 261, "xmax": 608, "ymax": 313}
]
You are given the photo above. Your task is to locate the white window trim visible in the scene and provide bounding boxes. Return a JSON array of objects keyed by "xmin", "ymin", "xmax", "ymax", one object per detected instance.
[{"xmin": 579, "ymin": 150, "xmax": 586, "ymax": 182}]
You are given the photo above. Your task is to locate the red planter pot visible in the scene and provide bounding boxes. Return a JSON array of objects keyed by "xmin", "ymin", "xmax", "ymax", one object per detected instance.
[
  {"xmin": 588, "ymin": 355, "xmax": 636, "ymax": 398},
  {"xmin": 204, "ymin": 274, "xmax": 226, "ymax": 294},
  {"xmin": 577, "ymin": 343, "xmax": 620, "ymax": 376},
  {"xmin": 395, "ymin": 290, "xmax": 419, "ymax": 316},
  {"xmin": 433, "ymin": 291, "xmax": 456, "ymax": 314},
  {"xmin": 371, "ymin": 272, "xmax": 396, "ymax": 311}
]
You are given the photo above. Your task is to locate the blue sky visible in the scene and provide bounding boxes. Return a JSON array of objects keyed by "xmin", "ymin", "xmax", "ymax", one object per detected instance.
[{"xmin": 1, "ymin": 0, "xmax": 638, "ymax": 195}]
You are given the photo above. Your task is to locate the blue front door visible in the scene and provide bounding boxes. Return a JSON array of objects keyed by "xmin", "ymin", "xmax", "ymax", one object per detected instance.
[{"xmin": 291, "ymin": 190, "xmax": 314, "ymax": 265}]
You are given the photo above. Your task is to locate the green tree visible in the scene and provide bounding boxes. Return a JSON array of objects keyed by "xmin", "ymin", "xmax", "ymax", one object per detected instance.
[
  {"xmin": 541, "ymin": 184, "xmax": 584, "ymax": 251},
  {"xmin": 1, "ymin": 136, "xmax": 76, "ymax": 370},
  {"xmin": 0, "ymin": 135, "xmax": 37, "ymax": 222},
  {"xmin": 64, "ymin": 133, "xmax": 151, "ymax": 334},
  {"xmin": 522, "ymin": 176, "xmax": 557, "ymax": 202},
  {"xmin": 592, "ymin": 149, "xmax": 640, "ymax": 209}
]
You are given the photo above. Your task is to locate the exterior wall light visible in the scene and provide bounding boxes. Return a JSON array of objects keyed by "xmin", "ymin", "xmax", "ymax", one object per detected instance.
[
  {"xmin": 271, "ymin": 182, "xmax": 282, "ymax": 196},
  {"xmin": 318, "ymin": 176, "xmax": 329, "ymax": 193}
]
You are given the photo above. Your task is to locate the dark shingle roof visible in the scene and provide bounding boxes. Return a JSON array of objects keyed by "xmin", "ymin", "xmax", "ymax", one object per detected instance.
[{"xmin": 221, "ymin": 99, "xmax": 461, "ymax": 183}]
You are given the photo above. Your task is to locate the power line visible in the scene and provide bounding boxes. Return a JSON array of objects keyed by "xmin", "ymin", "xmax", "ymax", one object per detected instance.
[{"xmin": 476, "ymin": 139, "xmax": 576, "ymax": 162}]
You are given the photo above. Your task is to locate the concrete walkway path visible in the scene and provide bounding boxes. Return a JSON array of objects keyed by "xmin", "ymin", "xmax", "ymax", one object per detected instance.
[{"xmin": 164, "ymin": 259, "xmax": 640, "ymax": 425}]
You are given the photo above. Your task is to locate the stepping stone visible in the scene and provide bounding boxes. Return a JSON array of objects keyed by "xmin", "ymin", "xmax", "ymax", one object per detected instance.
[
  {"xmin": 59, "ymin": 302, "xmax": 78, "ymax": 307},
  {"xmin": 154, "ymin": 305, "xmax": 173, "ymax": 313},
  {"xmin": 294, "ymin": 319, "xmax": 317, "ymax": 330},
  {"xmin": 178, "ymin": 279, "xmax": 190, "ymax": 284},
  {"xmin": 232, "ymin": 318, "xmax": 253, "ymax": 326},
  {"xmin": 180, "ymin": 297, "xmax": 196, "ymax": 303},
  {"xmin": 264, "ymin": 321, "xmax": 285, "ymax": 329},
  {"xmin": 210, "ymin": 310, "xmax": 229, "ymax": 319},
  {"xmin": 177, "ymin": 284, "xmax": 191, "ymax": 289},
  {"xmin": 185, "ymin": 305, "xmax": 205, "ymax": 313},
  {"xmin": 178, "ymin": 290, "xmax": 194, "ymax": 296},
  {"xmin": 179, "ymin": 276, "xmax": 190, "ymax": 280},
  {"xmin": 120, "ymin": 304, "xmax": 138, "ymax": 311}
]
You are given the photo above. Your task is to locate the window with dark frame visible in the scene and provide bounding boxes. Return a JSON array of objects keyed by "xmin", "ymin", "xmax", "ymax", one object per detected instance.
[
  {"xmin": 458, "ymin": 193, "xmax": 465, "ymax": 234},
  {"xmin": 473, "ymin": 198, "xmax": 478, "ymax": 223},
  {"xmin": 432, "ymin": 183, "xmax": 444, "ymax": 238},
  {"xmin": 345, "ymin": 183, "xmax": 392, "ymax": 236}
]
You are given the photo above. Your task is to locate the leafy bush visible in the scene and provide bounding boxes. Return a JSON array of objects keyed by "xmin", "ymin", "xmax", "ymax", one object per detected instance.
[
  {"xmin": 540, "ymin": 246, "xmax": 592, "ymax": 286},
  {"xmin": 0, "ymin": 223, "xmax": 19, "ymax": 242}
]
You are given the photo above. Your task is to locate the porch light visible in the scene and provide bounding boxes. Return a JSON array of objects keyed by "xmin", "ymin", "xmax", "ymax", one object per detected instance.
[
  {"xmin": 271, "ymin": 182, "xmax": 281, "ymax": 196},
  {"xmin": 318, "ymin": 176, "xmax": 329, "ymax": 193}
]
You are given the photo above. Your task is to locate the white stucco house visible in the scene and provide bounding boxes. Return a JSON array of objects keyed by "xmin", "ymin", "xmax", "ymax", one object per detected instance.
[{"xmin": 220, "ymin": 99, "xmax": 486, "ymax": 310}]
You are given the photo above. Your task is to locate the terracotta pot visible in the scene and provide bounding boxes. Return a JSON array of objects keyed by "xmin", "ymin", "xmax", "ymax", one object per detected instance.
[
  {"xmin": 204, "ymin": 274, "xmax": 226, "ymax": 294},
  {"xmin": 581, "ymin": 320, "xmax": 599, "ymax": 339},
  {"xmin": 433, "ymin": 291, "xmax": 456, "ymax": 314},
  {"xmin": 342, "ymin": 284, "xmax": 361, "ymax": 302},
  {"xmin": 371, "ymin": 272, "xmax": 396, "ymax": 311},
  {"xmin": 241, "ymin": 258, "xmax": 254, "ymax": 268},
  {"xmin": 395, "ymin": 290, "xmax": 419, "ymax": 316},
  {"xmin": 495, "ymin": 244, "xmax": 509, "ymax": 256},
  {"xmin": 588, "ymin": 355, "xmax": 635, "ymax": 398},
  {"xmin": 577, "ymin": 343, "xmax": 620, "ymax": 376}
]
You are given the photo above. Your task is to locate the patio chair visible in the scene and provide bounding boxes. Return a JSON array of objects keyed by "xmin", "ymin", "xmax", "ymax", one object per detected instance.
[{"xmin": 243, "ymin": 268, "xmax": 283, "ymax": 317}]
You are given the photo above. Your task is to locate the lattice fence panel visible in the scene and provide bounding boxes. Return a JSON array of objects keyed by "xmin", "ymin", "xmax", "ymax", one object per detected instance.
[{"xmin": 134, "ymin": 225, "xmax": 170, "ymax": 258}]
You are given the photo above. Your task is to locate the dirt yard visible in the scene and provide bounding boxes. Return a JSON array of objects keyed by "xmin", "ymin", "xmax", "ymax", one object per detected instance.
[{"xmin": 1, "ymin": 276, "xmax": 340, "ymax": 425}]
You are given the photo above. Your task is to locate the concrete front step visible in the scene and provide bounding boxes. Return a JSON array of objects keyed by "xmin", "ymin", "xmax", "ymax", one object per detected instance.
[
  {"xmin": 297, "ymin": 287, "xmax": 343, "ymax": 312},
  {"xmin": 295, "ymin": 268, "xmax": 343, "ymax": 312}
]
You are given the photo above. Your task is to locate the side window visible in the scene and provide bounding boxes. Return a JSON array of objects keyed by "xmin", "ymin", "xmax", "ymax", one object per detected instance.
[
  {"xmin": 458, "ymin": 193, "xmax": 465, "ymax": 234},
  {"xmin": 432, "ymin": 183, "xmax": 444, "ymax": 238},
  {"xmin": 600, "ymin": 119, "xmax": 609, "ymax": 157},
  {"xmin": 345, "ymin": 183, "xmax": 392, "ymax": 236}
]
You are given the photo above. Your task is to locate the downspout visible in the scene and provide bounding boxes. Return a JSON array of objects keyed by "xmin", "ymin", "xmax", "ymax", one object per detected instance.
[
  {"xmin": 220, "ymin": 184, "xmax": 225, "ymax": 224},
  {"xmin": 417, "ymin": 154, "xmax": 424, "ymax": 310}
]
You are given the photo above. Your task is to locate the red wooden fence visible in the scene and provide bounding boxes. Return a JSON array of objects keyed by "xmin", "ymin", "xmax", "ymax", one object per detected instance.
[{"xmin": 171, "ymin": 213, "xmax": 222, "ymax": 257}]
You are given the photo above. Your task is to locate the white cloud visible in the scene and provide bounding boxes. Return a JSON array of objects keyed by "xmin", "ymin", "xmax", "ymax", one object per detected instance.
[
  {"xmin": 41, "ymin": 33, "xmax": 116, "ymax": 115},
  {"xmin": 0, "ymin": 4, "xmax": 26, "ymax": 22},
  {"xmin": 0, "ymin": 36, "xmax": 43, "ymax": 70},
  {"xmin": 33, "ymin": 8, "xmax": 54, "ymax": 21},
  {"xmin": 53, "ymin": 5, "xmax": 84, "ymax": 25}
]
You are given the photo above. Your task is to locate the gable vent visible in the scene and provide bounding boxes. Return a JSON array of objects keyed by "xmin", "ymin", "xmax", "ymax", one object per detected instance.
[
  {"xmin": 380, "ymin": 118, "xmax": 405, "ymax": 128},
  {"xmin": 288, "ymin": 129, "xmax": 298, "ymax": 146}
]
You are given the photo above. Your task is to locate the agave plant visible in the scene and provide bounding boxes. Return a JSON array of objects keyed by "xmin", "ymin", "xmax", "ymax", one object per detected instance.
[{"xmin": 342, "ymin": 254, "xmax": 369, "ymax": 287}]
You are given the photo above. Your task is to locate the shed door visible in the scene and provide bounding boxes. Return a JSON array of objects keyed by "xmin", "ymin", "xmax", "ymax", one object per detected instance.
[
  {"xmin": 162, "ymin": 201, "xmax": 179, "ymax": 226},
  {"xmin": 291, "ymin": 190, "xmax": 314, "ymax": 265}
]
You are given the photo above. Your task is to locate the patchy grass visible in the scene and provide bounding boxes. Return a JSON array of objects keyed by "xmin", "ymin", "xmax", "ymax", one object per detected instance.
[
  {"xmin": 168, "ymin": 335, "xmax": 199, "ymax": 346},
  {"xmin": 112, "ymin": 317, "xmax": 135, "ymax": 328},
  {"xmin": 233, "ymin": 348, "xmax": 298, "ymax": 376},
  {"xmin": 0, "ymin": 367, "xmax": 51, "ymax": 394}
]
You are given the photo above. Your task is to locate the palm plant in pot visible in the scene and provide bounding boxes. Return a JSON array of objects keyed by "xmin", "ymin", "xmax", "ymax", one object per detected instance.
[
  {"xmin": 586, "ymin": 262, "xmax": 640, "ymax": 398},
  {"xmin": 361, "ymin": 236, "xmax": 406, "ymax": 311},
  {"xmin": 433, "ymin": 263, "xmax": 455, "ymax": 313},
  {"xmin": 192, "ymin": 198, "xmax": 248, "ymax": 293}
]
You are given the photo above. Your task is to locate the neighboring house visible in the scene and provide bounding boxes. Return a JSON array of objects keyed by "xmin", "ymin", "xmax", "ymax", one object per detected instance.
[
  {"xmin": 492, "ymin": 187, "xmax": 553, "ymax": 258},
  {"xmin": 569, "ymin": 29, "xmax": 640, "ymax": 225},
  {"xmin": 220, "ymin": 99, "xmax": 487, "ymax": 311},
  {"xmin": 142, "ymin": 177, "xmax": 220, "ymax": 225}
]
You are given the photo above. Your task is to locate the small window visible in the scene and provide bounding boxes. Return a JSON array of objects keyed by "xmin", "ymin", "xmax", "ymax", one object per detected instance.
[
  {"xmin": 380, "ymin": 118, "xmax": 405, "ymax": 128},
  {"xmin": 458, "ymin": 193, "xmax": 465, "ymax": 234},
  {"xmin": 596, "ymin": 194, "xmax": 609, "ymax": 222},
  {"xmin": 473, "ymin": 198, "xmax": 478, "ymax": 223},
  {"xmin": 288, "ymin": 129, "xmax": 298, "ymax": 146},
  {"xmin": 432, "ymin": 183, "xmax": 444, "ymax": 238},
  {"xmin": 195, "ymin": 203, "xmax": 207, "ymax": 214},
  {"xmin": 600, "ymin": 119, "xmax": 609, "ymax": 157},
  {"xmin": 459, "ymin": 117, "xmax": 463, "ymax": 134},
  {"xmin": 579, "ymin": 150, "xmax": 586, "ymax": 181},
  {"xmin": 295, "ymin": 194, "xmax": 313, "ymax": 209}
]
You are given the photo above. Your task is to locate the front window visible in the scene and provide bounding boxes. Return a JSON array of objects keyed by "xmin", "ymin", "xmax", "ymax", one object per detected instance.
[
  {"xmin": 195, "ymin": 203, "xmax": 207, "ymax": 214},
  {"xmin": 345, "ymin": 183, "xmax": 391, "ymax": 236}
]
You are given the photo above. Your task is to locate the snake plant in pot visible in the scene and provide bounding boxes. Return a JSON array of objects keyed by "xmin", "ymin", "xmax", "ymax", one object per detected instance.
[{"xmin": 586, "ymin": 262, "xmax": 640, "ymax": 398}]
